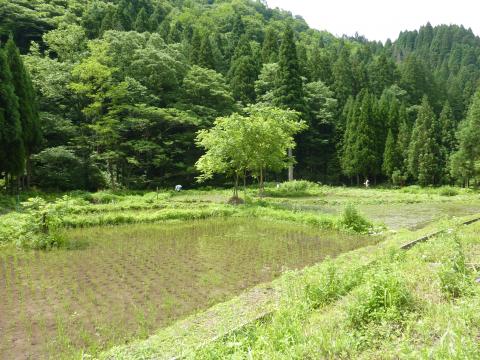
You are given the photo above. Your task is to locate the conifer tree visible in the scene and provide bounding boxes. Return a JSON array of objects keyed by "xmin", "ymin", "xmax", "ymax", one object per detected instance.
[
  {"xmin": 332, "ymin": 46, "xmax": 355, "ymax": 106},
  {"xmin": 439, "ymin": 101, "xmax": 457, "ymax": 155},
  {"xmin": 438, "ymin": 101, "xmax": 456, "ymax": 182},
  {"xmin": 369, "ymin": 53, "xmax": 397, "ymax": 96},
  {"xmin": 276, "ymin": 25, "xmax": 304, "ymax": 180},
  {"xmin": 6, "ymin": 36, "xmax": 41, "ymax": 187},
  {"xmin": 190, "ymin": 29, "xmax": 202, "ymax": 64},
  {"xmin": 451, "ymin": 88, "xmax": 480, "ymax": 186},
  {"xmin": 116, "ymin": 0, "xmax": 133, "ymax": 31},
  {"xmin": 382, "ymin": 129, "xmax": 397, "ymax": 179},
  {"xmin": 308, "ymin": 45, "xmax": 332, "ymax": 85},
  {"xmin": 0, "ymin": 47, "xmax": 24, "ymax": 185},
  {"xmin": 276, "ymin": 25, "xmax": 304, "ymax": 112},
  {"xmin": 134, "ymin": 8, "xmax": 149, "ymax": 33},
  {"xmin": 396, "ymin": 104, "xmax": 411, "ymax": 175},
  {"xmin": 354, "ymin": 91, "xmax": 379, "ymax": 181},
  {"xmin": 228, "ymin": 36, "xmax": 258, "ymax": 104},
  {"xmin": 198, "ymin": 34, "xmax": 216, "ymax": 70},
  {"xmin": 408, "ymin": 97, "xmax": 441, "ymax": 185},
  {"xmin": 341, "ymin": 96, "xmax": 359, "ymax": 181},
  {"xmin": 168, "ymin": 21, "xmax": 183, "ymax": 43},
  {"xmin": 148, "ymin": 9, "xmax": 161, "ymax": 32},
  {"xmin": 99, "ymin": 9, "xmax": 115, "ymax": 35},
  {"xmin": 226, "ymin": 14, "xmax": 245, "ymax": 59},
  {"xmin": 261, "ymin": 27, "xmax": 279, "ymax": 63},
  {"xmin": 387, "ymin": 99, "xmax": 400, "ymax": 137}
]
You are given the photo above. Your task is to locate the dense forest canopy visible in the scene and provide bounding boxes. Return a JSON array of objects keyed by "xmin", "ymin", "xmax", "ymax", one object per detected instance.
[{"xmin": 1, "ymin": 0, "xmax": 480, "ymax": 190}]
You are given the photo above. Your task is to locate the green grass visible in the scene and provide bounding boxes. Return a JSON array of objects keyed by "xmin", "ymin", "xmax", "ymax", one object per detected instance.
[
  {"xmin": 1, "ymin": 185, "xmax": 480, "ymax": 358},
  {"xmin": 183, "ymin": 220, "xmax": 480, "ymax": 360},
  {"xmin": 2, "ymin": 184, "xmax": 479, "ymax": 248},
  {"xmin": 0, "ymin": 218, "xmax": 376, "ymax": 359}
]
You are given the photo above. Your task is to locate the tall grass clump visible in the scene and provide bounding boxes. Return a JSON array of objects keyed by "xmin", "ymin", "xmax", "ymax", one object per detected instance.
[
  {"xmin": 305, "ymin": 261, "xmax": 366, "ymax": 309},
  {"xmin": 88, "ymin": 191, "xmax": 121, "ymax": 204},
  {"xmin": 340, "ymin": 204, "xmax": 372, "ymax": 234},
  {"xmin": 264, "ymin": 180, "xmax": 318, "ymax": 197},
  {"xmin": 438, "ymin": 236, "xmax": 472, "ymax": 299},
  {"xmin": 439, "ymin": 186, "xmax": 459, "ymax": 197},
  {"xmin": 348, "ymin": 271, "xmax": 415, "ymax": 329}
]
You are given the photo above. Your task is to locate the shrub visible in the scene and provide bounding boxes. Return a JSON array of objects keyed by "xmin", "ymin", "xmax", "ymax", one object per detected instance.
[
  {"xmin": 348, "ymin": 271, "xmax": 415, "ymax": 329},
  {"xmin": 340, "ymin": 204, "xmax": 372, "ymax": 233},
  {"xmin": 439, "ymin": 186, "xmax": 459, "ymax": 197},
  {"xmin": 264, "ymin": 180, "xmax": 318, "ymax": 197},
  {"xmin": 89, "ymin": 192, "xmax": 121, "ymax": 204},
  {"xmin": 14, "ymin": 197, "xmax": 69, "ymax": 250},
  {"xmin": 32, "ymin": 147, "xmax": 105, "ymax": 191},
  {"xmin": 391, "ymin": 170, "xmax": 407, "ymax": 187}
]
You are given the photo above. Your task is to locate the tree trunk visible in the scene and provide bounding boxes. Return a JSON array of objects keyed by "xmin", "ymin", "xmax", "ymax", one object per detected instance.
[
  {"xmin": 259, "ymin": 167, "xmax": 264, "ymax": 197},
  {"xmin": 108, "ymin": 160, "xmax": 115, "ymax": 189},
  {"xmin": 288, "ymin": 148, "xmax": 294, "ymax": 181},
  {"xmin": 234, "ymin": 173, "xmax": 239, "ymax": 197},
  {"xmin": 356, "ymin": 174, "xmax": 360, "ymax": 186},
  {"xmin": 26, "ymin": 156, "xmax": 32, "ymax": 189},
  {"xmin": 243, "ymin": 170, "xmax": 247, "ymax": 200}
]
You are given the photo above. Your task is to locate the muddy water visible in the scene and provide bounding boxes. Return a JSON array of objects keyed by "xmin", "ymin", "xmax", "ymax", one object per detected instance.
[{"xmin": 0, "ymin": 218, "xmax": 377, "ymax": 359}]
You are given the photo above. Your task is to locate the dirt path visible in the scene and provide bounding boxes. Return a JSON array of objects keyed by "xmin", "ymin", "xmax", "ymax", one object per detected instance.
[{"xmin": 100, "ymin": 285, "xmax": 280, "ymax": 359}]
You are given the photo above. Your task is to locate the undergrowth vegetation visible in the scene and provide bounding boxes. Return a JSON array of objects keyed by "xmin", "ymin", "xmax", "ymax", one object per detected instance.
[
  {"xmin": 263, "ymin": 180, "xmax": 321, "ymax": 197},
  {"xmin": 0, "ymin": 187, "xmax": 384, "ymax": 249},
  {"xmin": 0, "ymin": 197, "xmax": 69, "ymax": 249},
  {"xmin": 176, "ymin": 221, "xmax": 480, "ymax": 360},
  {"xmin": 1, "ymin": 184, "xmax": 478, "ymax": 249},
  {"xmin": 1, "ymin": 186, "xmax": 479, "ymax": 357}
]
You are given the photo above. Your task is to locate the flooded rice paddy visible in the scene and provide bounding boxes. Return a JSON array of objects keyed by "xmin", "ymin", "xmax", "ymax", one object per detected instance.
[
  {"xmin": 279, "ymin": 200, "xmax": 480, "ymax": 230},
  {"xmin": 0, "ymin": 218, "xmax": 377, "ymax": 359}
]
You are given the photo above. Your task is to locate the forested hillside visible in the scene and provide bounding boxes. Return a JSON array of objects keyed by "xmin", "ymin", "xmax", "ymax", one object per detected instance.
[{"xmin": 1, "ymin": 0, "xmax": 480, "ymax": 190}]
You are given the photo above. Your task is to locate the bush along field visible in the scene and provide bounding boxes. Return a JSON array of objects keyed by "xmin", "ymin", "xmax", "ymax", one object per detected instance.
[
  {"xmin": 1, "ymin": 182, "xmax": 479, "ymax": 250},
  {"xmin": 102, "ymin": 217, "xmax": 480, "ymax": 360},
  {"xmin": 0, "ymin": 183, "xmax": 395, "ymax": 250}
]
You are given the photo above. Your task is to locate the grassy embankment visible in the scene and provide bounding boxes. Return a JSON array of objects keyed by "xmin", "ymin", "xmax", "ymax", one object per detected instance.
[
  {"xmin": 102, "ymin": 215, "xmax": 480, "ymax": 359},
  {"xmin": 1, "ymin": 182, "xmax": 479, "ymax": 358},
  {"xmin": 1, "ymin": 182, "xmax": 478, "ymax": 248}
]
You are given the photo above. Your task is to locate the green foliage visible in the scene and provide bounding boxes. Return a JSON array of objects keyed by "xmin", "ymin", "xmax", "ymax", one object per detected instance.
[
  {"xmin": 408, "ymin": 97, "xmax": 442, "ymax": 185},
  {"xmin": 340, "ymin": 203, "xmax": 372, "ymax": 234},
  {"xmin": 88, "ymin": 191, "xmax": 121, "ymax": 204},
  {"xmin": 196, "ymin": 105, "xmax": 306, "ymax": 195},
  {"xmin": 13, "ymin": 197, "xmax": 69, "ymax": 250},
  {"xmin": 439, "ymin": 186, "xmax": 459, "ymax": 196},
  {"xmin": 2, "ymin": 0, "xmax": 480, "ymax": 191},
  {"xmin": 341, "ymin": 91, "xmax": 380, "ymax": 180},
  {"xmin": 254, "ymin": 62, "xmax": 280, "ymax": 104},
  {"xmin": 32, "ymin": 146, "xmax": 105, "ymax": 191},
  {"xmin": 297, "ymin": 81, "xmax": 337, "ymax": 179},
  {"xmin": 275, "ymin": 26, "xmax": 304, "ymax": 112},
  {"xmin": 438, "ymin": 236, "xmax": 471, "ymax": 299},
  {"xmin": 391, "ymin": 169, "xmax": 407, "ymax": 187},
  {"xmin": 5, "ymin": 36, "xmax": 42, "ymax": 162},
  {"xmin": 0, "ymin": 43, "xmax": 25, "ymax": 180},
  {"xmin": 451, "ymin": 88, "xmax": 480, "ymax": 186},
  {"xmin": 180, "ymin": 65, "xmax": 235, "ymax": 122},
  {"xmin": 264, "ymin": 180, "xmax": 317, "ymax": 197},
  {"xmin": 348, "ymin": 271, "xmax": 415, "ymax": 328},
  {"xmin": 382, "ymin": 129, "xmax": 397, "ymax": 179},
  {"xmin": 305, "ymin": 261, "xmax": 365, "ymax": 309}
]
